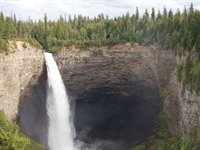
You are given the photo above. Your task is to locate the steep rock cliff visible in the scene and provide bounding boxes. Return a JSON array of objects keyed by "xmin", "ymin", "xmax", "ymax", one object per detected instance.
[
  {"xmin": 55, "ymin": 43, "xmax": 173, "ymax": 100},
  {"xmin": 55, "ymin": 43, "xmax": 173, "ymax": 149},
  {"xmin": 2, "ymin": 41, "xmax": 198, "ymax": 148},
  {"xmin": 0, "ymin": 41, "xmax": 44, "ymax": 120},
  {"xmin": 164, "ymin": 56, "xmax": 200, "ymax": 143}
]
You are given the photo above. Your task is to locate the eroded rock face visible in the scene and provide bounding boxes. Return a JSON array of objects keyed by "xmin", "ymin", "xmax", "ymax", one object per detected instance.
[
  {"xmin": 55, "ymin": 44, "xmax": 173, "ymax": 149},
  {"xmin": 18, "ymin": 68, "xmax": 47, "ymax": 146},
  {"xmin": 2, "ymin": 41, "xmax": 199, "ymax": 147},
  {"xmin": 0, "ymin": 41, "xmax": 44, "ymax": 120},
  {"xmin": 55, "ymin": 44, "xmax": 173, "ymax": 100},
  {"xmin": 164, "ymin": 56, "xmax": 200, "ymax": 141}
]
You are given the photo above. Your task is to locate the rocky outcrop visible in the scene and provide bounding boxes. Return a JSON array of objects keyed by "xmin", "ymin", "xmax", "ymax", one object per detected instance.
[{"xmin": 0, "ymin": 41, "xmax": 44, "ymax": 120}]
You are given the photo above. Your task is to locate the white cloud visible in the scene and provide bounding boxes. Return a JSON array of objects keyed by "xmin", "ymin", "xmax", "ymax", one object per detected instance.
[{"xmin": 0, "ymin": 0, "xmax": 199, "ymax": 20}]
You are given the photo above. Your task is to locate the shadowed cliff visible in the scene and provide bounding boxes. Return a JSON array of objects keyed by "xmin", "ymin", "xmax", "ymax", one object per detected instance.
[
  {"xmin": 55, "ymin": 44, "xmax": 173, "ymax": 149},
  {"xmin": 18, "ymin": 66, "xmax": 48, "ymax": 146}
]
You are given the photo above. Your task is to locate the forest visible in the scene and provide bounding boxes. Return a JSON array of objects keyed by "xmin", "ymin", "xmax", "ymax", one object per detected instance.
[
  {"xmin": 0, "ymin": 4, "xmax": 199, "ymax": 52},
  {"xmin": 0, "ymin": 4, "xmax": 200, "ymax": 92}
]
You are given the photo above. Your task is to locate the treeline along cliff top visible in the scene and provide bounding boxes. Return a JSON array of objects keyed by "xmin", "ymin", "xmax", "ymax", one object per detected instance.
[{"xmin": 0, "ymin": 4, "xmax": 200, "ymax": 92}]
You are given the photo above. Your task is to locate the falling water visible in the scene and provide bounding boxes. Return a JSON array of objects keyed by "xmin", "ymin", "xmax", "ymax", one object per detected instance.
[{"xmin": 44, "ymin": 52, "xmax": 75, "ymax": 150}]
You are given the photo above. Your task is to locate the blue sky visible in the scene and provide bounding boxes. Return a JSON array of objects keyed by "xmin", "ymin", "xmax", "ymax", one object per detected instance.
[{"xmin": 0, "ymin": 0, "xmax": 200, "ymax": 21}]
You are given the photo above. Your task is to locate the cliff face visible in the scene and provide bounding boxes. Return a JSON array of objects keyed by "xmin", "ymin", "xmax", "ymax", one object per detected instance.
[
  {"xmin": 55, "ymin": 43, "xmax": 173, "ymax": 100},
  {"xmin": 55, "ymin": 43, "xmax": 173, "ymax": 149},
  {"xmin": 164, "ymin": 57, "xmax": 200, "ymax": 142},
  {"xmin": 0, "ymin": 41, "xmax": 44, "ymax": 120},
  {"xmin": 55, "ymin": 44, "xmax": 200, "ymax": 146},
  {"xmin": 1, "ymin": 40, "xmax": 199, "ymax": 147}
]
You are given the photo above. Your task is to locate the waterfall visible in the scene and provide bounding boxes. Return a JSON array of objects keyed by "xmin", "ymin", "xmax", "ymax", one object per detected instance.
[{"xmin": 44, "ymin": 52, "xmax": 75, "ymax": 150}]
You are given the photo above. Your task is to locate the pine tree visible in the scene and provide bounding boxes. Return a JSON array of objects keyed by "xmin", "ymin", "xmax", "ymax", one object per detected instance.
[
  {"xmin": 189, "ymin": 3, "xmax": 194, "ymax": 14},
  {"xmin": 44, "ymin": 13, "xmax": 48, "ymax": 49},
  {"xmin": 151, "ymin": 8, "xmax": 155, "ymax": 20},
  {"xmin": 136, "ymin": 7, "xmax": 139, "ymax": 19}
]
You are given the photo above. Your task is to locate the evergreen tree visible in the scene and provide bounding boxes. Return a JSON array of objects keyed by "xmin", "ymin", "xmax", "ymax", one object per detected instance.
[
  {"xmin": 136, "ymin": 7, "xmax": 139, "ymax": 19},
  {"xmin": 151, "ymin": 8, "xmax": 155, "ymax": 20}
]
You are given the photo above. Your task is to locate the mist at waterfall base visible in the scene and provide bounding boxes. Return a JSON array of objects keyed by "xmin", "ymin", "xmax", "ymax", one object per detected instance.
[{"xmin": 44, "ymin": 52, "xmax": 120, "ymax": 150}]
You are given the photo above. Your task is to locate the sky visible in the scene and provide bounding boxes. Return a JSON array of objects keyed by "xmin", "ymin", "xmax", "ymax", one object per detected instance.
[{"xmin": 0, "ymin": 0, "xmax": 200, "ymax": 21}]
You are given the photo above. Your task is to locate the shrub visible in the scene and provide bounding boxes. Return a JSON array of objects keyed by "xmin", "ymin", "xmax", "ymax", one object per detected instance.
[
  {"xmin": 0, "ymin": 111, "xmax": 45, "ymax": 150},
  {"xmin": 178, "ymin": 137, "xmax": 192, "ymax": 150},
  {"xmin": 28, "ymin": 37, "xmax": 42, "ymax": 49},
  {"xmin": 177, "ymin": 64, "xmax": 184, "ymax": 81},
  {"xmin": 25, "ymin": 140, "xmax": 45, "ymax": 150},
  {"xmin": 0, "ymin": 39, "xmax": 8, "ymax": 53},
  {"xmin": 160, "ymin": 87, "xmax": 169, "ymax": 98},
  {"xmin": 0, "ymin": 111, "xmax": 30, "ymax": 150},
  {"xmin": 190, "ymin": 61, "xmax": 200, "ymax": 92},
  {"xmin": 22, "ymin": 42, "xmax": 27, "ymax": 48},
  {"xmin": 13, "ymin": 40, "xmax": 18, "ymax": 49}
]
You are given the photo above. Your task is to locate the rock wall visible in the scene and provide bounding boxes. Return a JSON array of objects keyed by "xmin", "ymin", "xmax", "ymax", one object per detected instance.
[
  {"xmin": 0, "ymin": 41, "xmax": 44, "ymax": 120},
  {"xmin": 55, "ymin": 43, "xmax": 173, "ymax": 100},
  {"xmin": 164, "ymin": 56, "xmax": 200, "ymax": 141},
  {"xmin": 2, "ymin": 40, "xmax": 198, "ymax": 146},
  {"xmin": 55, "ymin": 43, "xmax": 174, "ymax": 149}
]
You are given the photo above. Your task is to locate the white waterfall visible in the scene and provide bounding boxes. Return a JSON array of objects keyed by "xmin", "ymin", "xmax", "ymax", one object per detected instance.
[{"xmin": 44, "ymin": 52, "xmax": 75, "ymax": 150}]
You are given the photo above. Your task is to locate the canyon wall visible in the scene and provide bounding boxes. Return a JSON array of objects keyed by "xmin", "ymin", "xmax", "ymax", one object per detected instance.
[
  {"xmin": 0, "ymin": 41, "xmax": 44, "ymax": 120},
  {"xmin": 55, "ymin": 43, "xmax": 174, "ymax": 149},
  {"xmin": 55, "ymin": 43, "xmax": 173, "ymax": 100},
  {"xmin": 1, "ymin": 41, "xmax": 199, "ymax": 147},
  {"xmin": 55, "ymin": 43, "xmax": 200, "ymax": 145},
  {"xmin": 164, "ymin": 56, "xmax": 200, "ymax": 142}
]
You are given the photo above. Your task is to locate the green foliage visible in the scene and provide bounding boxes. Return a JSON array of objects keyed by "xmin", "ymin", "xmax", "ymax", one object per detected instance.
[
  {"xmin": 0, "ymin": 39, "xmax": 8, "ymax": 53},
  {"xmin": 178, "ymin": 137, "xmax": 192, "ymax": 150},
  {"xmin": 177, "ymin": 59, "xmax": 200, "ymax": 93},
  {"xmin": 160, "ymin": 87, "xmax": 169, "ymax": 98},
  {"xmin": 190, "ymin": 61, "xmax": 200, "ymax": 92},
  {"xmin": 0, "ymin": 111, "xmax": 45, "ymax": 150},
  {"xmin": 13, "ymin": 40, "xmax": 18, "ymax": 49},
  {"xmin": 22, "ymin": 42, "xmax": 27, "ymax": 48},
  {"xmin": 1, "ymin": 4, "xmax": 200, "ymax": 53},
  {"xmin": 0, "ymin": 4, "xmax": 200, "ymax": 91},
  {"xmin": 25, "ymin": 140, "xmax": 45, "ymax": 150},
  {"xmin": 177, "ymin": 64, "xmax": 184, "ymax": 81},
  {"xmin": 27, "ymin": 37, "xmax": 42, "ymax": 49},
  {"xmin": 0, "ymin": 3, "xmax": 200, "ymax": 150},
  {"xmin": 0, "ymin": 111, "xmax": 30, "ymax": 150},
  {"xmin": 147, "ymin": 137, "xmax": 179, "ymax": 150}
]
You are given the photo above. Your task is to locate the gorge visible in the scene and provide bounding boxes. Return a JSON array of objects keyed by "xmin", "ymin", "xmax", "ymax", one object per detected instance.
[
  {"xmin": 0, "ymin": 41, "xmax": 200, "ymax": 150},
  {"xmin": 0, "ymin": 3, "xmax": 200, "ymax": 149}
]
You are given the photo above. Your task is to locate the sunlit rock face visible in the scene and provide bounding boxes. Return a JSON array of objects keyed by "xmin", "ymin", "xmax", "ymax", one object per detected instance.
[
  {"xmin": 55, "ymin": 43, "xmax": 173, "ymax": 149},
  {"xmin": 0, "ymin": 41, "xmax": 44, "ymax": 120}
]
